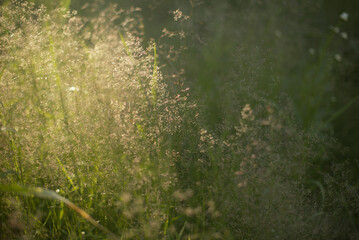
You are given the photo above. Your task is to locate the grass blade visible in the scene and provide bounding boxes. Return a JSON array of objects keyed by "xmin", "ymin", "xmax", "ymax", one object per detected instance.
[
  {"xmin": 151, "ymin": 42, "xmax": 157, "ymax": 109},
  {"xmin": 326, "ymin": 95, "xmax": 359, "ymax": 124},
  {"xmin": 119, "ymin": 32, "xmax": 132, "ymax": 57}
]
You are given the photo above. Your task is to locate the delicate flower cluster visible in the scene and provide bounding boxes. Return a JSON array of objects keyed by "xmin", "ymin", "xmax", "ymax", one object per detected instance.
[{"xmin": 171, "ymin": 9, "xmax": 189, "ymax": 22}]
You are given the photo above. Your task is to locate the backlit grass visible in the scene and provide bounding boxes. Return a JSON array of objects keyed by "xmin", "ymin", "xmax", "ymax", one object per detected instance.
[{"xmin": 0, "ymin": 1, "xmax": 358, "ymax": 239}]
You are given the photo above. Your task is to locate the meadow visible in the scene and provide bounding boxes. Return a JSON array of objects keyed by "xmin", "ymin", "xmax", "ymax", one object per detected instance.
[{"xmin": 0, "ymin": 1, "xmax": 358, "ymax": 239}]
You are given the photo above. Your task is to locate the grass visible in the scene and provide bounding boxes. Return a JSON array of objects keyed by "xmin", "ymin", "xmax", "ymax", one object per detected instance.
[
  {"xmin": 0, "ymin": 184, "xmax": 120, "ymax": 239},
  {"xmin": 0, "ymin": 1, "xmax": 358, "ymax": 239}
]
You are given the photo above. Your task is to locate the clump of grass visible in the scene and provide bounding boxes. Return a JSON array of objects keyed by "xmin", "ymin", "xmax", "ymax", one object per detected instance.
[
  {"xmin": 0, "ymin": 1, "xmax": 356, "ymax": 240},
  {"xmin": 0, "ymin": 184, "xmax": 120, "ymax": 239},
  {"xmin": 0, "ymin": 1, "xmax": 191, "ymax": 238}
]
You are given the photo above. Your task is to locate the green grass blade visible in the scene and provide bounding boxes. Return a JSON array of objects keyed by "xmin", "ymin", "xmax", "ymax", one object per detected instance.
[
  {"xmin": 61, "ymin": 0, "xmax": 71, "ymax": 10},
  {"xmin": 119, "ymin": 32, "xmax": 132, "ymax": 57},
  {"xmin": 177, "ymin": 221, "xmax": 186, "ymax": 240},
  {"xmin": 326, "ymin": 95, "xmax": 359, "ymax": 124},
  {"xmin": 0, "ymin": 67, "xmax": 4, "ymax": 82},
  {"xmin": 55, "ymin": 156, "xmax": 77, "ymax": 191}
]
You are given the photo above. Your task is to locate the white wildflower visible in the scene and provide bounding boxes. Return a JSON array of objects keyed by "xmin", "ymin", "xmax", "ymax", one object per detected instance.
[
  {"xmin": 340, "ymin": 12, "xmax": 349, "ymax": 21},
  {"xmin": 330, "ymin": 26, "xmax": 340, "ymax": 34},
  {"xmin": 68, "ymin": 86, "xmax": 80, "ymax": 92},
  {"xmin": 340, "ymin": 32, "xmax": 348, "ymax": 40},
  {"xmin": 334, "ymin": 54, "xmax": 342, "ymax": 62}
]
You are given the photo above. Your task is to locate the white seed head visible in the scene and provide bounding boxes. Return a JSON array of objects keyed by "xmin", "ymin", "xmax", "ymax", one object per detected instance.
[
  {"xmin": 68, "ymin": 86, "xmax": 80, "ymax": 92},
  {"xmin": 308, "ymin": 48, "xmax": 315, "ymax": 55},
  {"xmin": 340, "ymin": 12, "xmax": 349, "ymax": 21},
  {"xmin": 340, "ymin": 32, "xmax": 348, "ymax": 40},
  {"xmin": 334, "ymin": 54, "xmax": 342, "ymax": 62}
]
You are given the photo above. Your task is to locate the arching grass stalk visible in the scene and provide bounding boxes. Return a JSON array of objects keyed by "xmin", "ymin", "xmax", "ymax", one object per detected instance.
[
  {"xmin": 46, "ymin": 20, "xmax": 69, "ymax": 130},
  {"xmin": 55, "ymin": 156, "xmax": 77, "ymax": 191},
  {"xmin": 325, "ymin": 95, "xmax": 359, "ymax": 124},
  {"xmin": 151, "ymin": 42, "xmax": 157, "ymax": 109},
  {"xmin": 119, "ymin": 32, "xmax": 132, "ymax": 57},
  {"xmin": 119, "ymin": 31, "xmax": 148, "ymax": 103},
  {"xmin": 0, "ymin": 184, "xmax": 121, "ymax": 240}
]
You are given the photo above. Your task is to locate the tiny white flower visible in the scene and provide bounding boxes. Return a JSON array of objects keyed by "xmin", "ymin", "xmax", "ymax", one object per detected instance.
[
  {"xmin": 81, "ymin": 231, "xmax": 85, "ymax": 235},
  {"xmin": 68, "ymin": 86, "xmax": 79, "ymax": 92},
  {"xmin": 56, "ymin": 189, "xmax": 60, "ymax": 193},
  {"xmin": 330, "ymin": 26, "xmax": 340, "ymax": 34},
  {"xmin": 308, "ymin": 48, "xmax": 315, "ymax": 55},
  {"xmin": 340, "ymin": 12, "xmax": 349, "ymax": 21},
  {"xmin": 172, "ymin": 9, "xmax": 189, "ymax": 21},
  {"xmin": 334, "ymin": 54, "xmax": 342, "ymax": 62},
  {"xmin": 340, "ymin": 32, "xmax": 348, "ymax": 40},
  {"xmin": 173, "ymin": 9, "xmax": 183, "ymax": 21}
]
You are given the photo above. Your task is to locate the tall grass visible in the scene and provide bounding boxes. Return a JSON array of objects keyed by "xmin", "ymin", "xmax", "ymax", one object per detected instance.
[{"xmin": 0, "ymin": 1, "xmax": 358, "ymax": 239}]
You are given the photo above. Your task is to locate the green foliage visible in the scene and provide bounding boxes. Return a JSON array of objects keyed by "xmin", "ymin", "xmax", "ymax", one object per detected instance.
[{"xmin": 0, "ymin": 1, "xmax": 358, "ymax": 239}]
